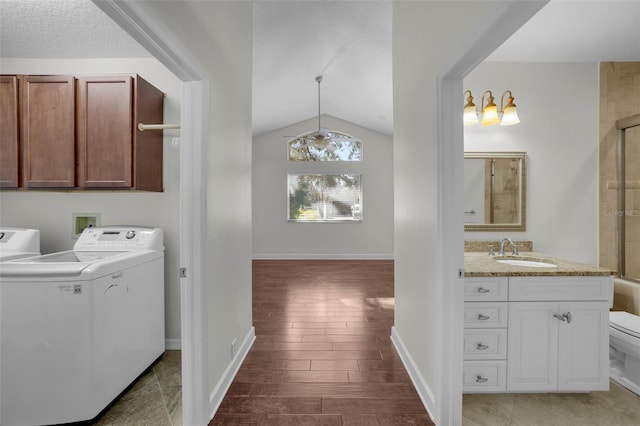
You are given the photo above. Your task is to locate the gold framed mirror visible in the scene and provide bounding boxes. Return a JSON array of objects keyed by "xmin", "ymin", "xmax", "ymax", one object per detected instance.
[{"xmin": 464, "ymin": 152, "xmax": 526, "ymax": 232}]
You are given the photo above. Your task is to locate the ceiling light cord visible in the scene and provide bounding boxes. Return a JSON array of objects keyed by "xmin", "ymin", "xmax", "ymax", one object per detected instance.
[{"xmin": 316, "ymin": 75, "xmax": 323, "ymax": 131}]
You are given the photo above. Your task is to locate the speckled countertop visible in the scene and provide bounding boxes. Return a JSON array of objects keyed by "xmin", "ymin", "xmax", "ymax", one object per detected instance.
[{"xmin": 464, "ymin": 251, "xmax": 614, "ymax": 277}]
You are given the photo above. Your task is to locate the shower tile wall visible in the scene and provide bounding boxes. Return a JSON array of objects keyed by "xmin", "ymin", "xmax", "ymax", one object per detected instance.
[{"xmin": 599, "ymin": 62, "xmax": 640, "ymax": 276}]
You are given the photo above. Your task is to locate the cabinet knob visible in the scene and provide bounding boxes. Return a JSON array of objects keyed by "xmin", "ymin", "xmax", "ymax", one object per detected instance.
[
  {"xmin": 476, "ymin": 287, "xmax": 490, "ymax": 294},
  {"xmin": 476, "ymin": 343, "xmax": 489, "ymax": 350},
  {"xmin": 477, "ymin": 314, "xmax": 490, "ymax": 321},
  {"xmin": 475, "ymin": 375, "xmax": 488, "ymax": 383}
]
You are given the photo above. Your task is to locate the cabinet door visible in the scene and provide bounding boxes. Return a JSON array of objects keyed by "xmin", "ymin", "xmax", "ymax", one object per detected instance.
[
  {"xmin": 557, "ymin": 301, "xmax": 610, "ymax": 391},
  {"xmin": 507, "ymin": 302, "xmax": 558, "ymax": 391},
  {"xmin": 21, "ymin": 75, "xmax": 75, "ymax": 188},
  {"xmin": 0, "ymin": 75, "xmax": 20, "ymax": 188},
  {"xmin": 77, "ymin": 76, "xmax": 133, "ymax": 188},
  {"xmin": 132, "ymin": 75, "xmax": 164, "ymax": 192}
]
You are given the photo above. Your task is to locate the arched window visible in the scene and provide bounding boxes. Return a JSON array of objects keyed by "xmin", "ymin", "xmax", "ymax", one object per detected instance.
[
  {"xmin": 287, "ymin": 130, "xmax": 363, "ymax": 222},
  {"xmin": 288, "ymin": 130, "xmax": 363, "ymax": 161}
]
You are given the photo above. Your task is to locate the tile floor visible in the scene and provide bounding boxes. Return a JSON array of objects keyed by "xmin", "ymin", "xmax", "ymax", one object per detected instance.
[
  {"xmin": 89, "ymin": 350, "xmax": 182, "ymax": 426},
  {"xmin": 463, "ymin": 381, "xmax": 640, "ymax": 426}
]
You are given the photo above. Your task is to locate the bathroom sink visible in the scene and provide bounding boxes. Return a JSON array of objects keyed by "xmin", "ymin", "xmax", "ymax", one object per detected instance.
[{"xmin": 495, "ymin": 258, "xmax": 558, "ymax": 268}]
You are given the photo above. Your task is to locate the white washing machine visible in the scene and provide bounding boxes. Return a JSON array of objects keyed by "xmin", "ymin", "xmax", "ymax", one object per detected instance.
[
  {"xmin": 0, "ymin": 226, "xmax": 164, "ymax": 426},
  {"xmin": 0, "ymin": 227, "xmax": 40, "ymax": 261}
]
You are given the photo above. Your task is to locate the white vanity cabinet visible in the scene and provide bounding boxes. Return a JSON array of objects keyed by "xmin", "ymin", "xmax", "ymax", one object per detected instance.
[
  {"xmin": 463, "ymin": 275, "xmax": 612, "ymax": 393},
  {"xmin": 507, "ymin": 276, "xmax": 611, "ymax": 392},
  {"xmin": 463, "ymin": 277, "xmax": 509, "ymax": 393}
]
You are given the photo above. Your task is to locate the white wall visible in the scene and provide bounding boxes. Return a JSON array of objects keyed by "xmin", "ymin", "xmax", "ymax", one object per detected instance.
[
  {"xmin": 253, "ymin": 115, "xmax": 393, "ymax": 258},
  {"xmin": 141, "ymin": 0, "xmax": 253, "ymax": 414},
  {"xmin": 464, "ymin": 62, "xmax": 600, "ymax": 264},
  {"xmin": 0, "ymin": 58, "xmax": 182, "ymax": 344},
  {"xmin": 392, "ymin": 2, "xmax": 496, "ymax": 423}
]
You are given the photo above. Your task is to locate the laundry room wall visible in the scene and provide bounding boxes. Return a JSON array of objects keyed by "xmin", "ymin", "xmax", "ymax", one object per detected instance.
[{"xmin": 0, "ymin": 58, "xmax": 182, "ymax": 347}]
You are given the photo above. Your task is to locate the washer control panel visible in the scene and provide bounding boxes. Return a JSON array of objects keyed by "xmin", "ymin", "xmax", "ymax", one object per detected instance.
[{"xmin": 74, "ymin": 227, "xmax": 163, "ymax": 251}]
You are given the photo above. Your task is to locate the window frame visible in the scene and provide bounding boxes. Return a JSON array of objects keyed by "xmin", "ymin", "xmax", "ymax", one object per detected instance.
[{"xmin": 287, "ymin": 173, "xmax": 363, "ymax": 223}]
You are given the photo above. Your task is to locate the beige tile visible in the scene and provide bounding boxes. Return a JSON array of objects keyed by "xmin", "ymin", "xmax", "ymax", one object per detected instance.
[
  {"xmin": 463, "ymin": 381, "xmax": 640, "ymax": 426},
  {"xmin": 462, "ymin": 393, "xmax": 514, "ymax": 426}
]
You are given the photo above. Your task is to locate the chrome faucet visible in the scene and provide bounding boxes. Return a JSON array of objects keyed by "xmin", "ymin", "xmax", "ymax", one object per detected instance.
[{"xmin": 499, "ymin": 238, "xmax": 518, "ymax": 256}]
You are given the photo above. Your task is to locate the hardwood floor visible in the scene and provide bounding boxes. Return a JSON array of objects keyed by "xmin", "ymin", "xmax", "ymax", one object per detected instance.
[{"xmin": 210, "ymin": 259, "xmax": 434, "ymax": 425}]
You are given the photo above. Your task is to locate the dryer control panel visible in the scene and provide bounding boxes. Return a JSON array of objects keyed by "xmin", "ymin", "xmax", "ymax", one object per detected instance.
[{"xmin": 74, "ymin": 227, "xmax": 164, "ymax": 252}]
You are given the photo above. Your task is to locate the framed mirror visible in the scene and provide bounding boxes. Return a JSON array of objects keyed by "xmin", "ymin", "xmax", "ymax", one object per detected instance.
[{"xmin": 464, "ymin": 152, "xmax": 526, "ymax": 231}]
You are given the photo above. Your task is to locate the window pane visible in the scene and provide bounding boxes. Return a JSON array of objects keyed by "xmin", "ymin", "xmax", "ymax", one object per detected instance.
[
  {"xmin": 288, "ymin": 174, "xmax": 362, "ymax": 222},
  {"xmin": 288, "ymin": 131, "xmax": 362, "ymax": 161}
]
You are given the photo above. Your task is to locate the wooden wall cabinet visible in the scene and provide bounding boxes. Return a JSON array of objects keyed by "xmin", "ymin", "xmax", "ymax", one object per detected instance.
[
  {"xmin": 76, "ymin": 75, "xmax": 164, "ymax": 191},
  {"xmin": 0, "ymin": 73, "xmax": 164, "ymax": 192},
  {"xmin": 22, "ymin": 75, "xmax": 76, "ymax": 188},
  {"xmin": 0, "ymin": 75, "xmax": 20, "ymax": 188}
]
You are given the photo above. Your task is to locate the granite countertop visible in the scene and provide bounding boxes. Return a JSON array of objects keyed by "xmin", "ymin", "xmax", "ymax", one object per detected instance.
[{"xmin": 464, "ymin": 251, "xmax": 614, "ymax": 277}]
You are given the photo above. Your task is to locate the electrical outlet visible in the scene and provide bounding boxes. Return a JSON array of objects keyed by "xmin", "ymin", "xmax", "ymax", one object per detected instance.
[{"xmin": 231, "ymin": 338, "xmax": 237, "ymax": 359}]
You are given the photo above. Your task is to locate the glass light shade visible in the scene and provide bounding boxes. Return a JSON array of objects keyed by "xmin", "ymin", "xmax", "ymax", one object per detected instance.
[
  {"xmin": 312, "ymin": 134, "xmax": 329, "ymax": 149},
  {"xmin": 481, "ymin": 105, "xmax": 499, "ymax": 126},
  {"xmin": 463, "ymin": 105, "xmax": 479, "ymax": 125},
  {"xmin": 500, "ymin": 105, "xmax": 520, "ymax": 126}
]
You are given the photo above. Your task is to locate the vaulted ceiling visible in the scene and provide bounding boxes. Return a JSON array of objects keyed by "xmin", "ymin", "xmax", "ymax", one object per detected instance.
[{"xmin": 1, "ymin": 0, "xmax": 639, "ymax": 137}]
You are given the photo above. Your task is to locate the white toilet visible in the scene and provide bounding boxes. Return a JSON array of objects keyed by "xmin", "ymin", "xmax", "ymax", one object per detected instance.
[{"xmin": 610, "ymin": 310, "xmax": 640, "ymax": 395}]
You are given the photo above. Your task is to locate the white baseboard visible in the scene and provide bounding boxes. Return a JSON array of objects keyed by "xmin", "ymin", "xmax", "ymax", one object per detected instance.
[
  {"xmin": 165, "ymin": 339, "xmax": 181, "ymax": 350},
  {"xmin": 253, "ymin": 253, "xmax": 394, "ymax": 260},
  {"xmin": 391, "ymin": 326, "xmax": 437, "ymax": 422},
  {"xmin": 209, "ymin": 326, "xmax": 256, "ymax": 418}
]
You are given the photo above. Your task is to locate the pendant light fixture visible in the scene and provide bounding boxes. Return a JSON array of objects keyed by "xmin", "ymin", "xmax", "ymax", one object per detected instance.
[
  {"xmin": 463, "ymin": 89, "xmax": 520, "ymax": 126},
  {"xmin": 290, "ymin": 75, "xmax": 360, "ymax": 151}
]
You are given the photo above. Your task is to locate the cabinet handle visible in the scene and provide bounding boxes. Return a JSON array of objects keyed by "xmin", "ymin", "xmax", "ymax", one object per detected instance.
[
  {"xmin": 477, "ymin": 314, "xmax": 490, "ymax": 321},
  {"xmin": 476, "ymin": 287, "xmax": 490, "ymax": 294},
  {"xmin": 476, "ymin": 375, "xmax": 488, "ymax": 383},
  {"xmin": 553, "ymin": 312, "xmax": 572, "ymax": 323},
  {"xmin": 476, "ymin": 343, "xmax": 489, "ymax": 350}
]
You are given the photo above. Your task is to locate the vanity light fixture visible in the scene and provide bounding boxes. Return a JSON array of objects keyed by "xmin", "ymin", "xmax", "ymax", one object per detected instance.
[
  {"xmin": 463, "ymin": 89, "xmax": 520, "ymax": 126},
  {"xmin": 463, "ymin": 90, "xmax": 479, "ymax": 125}
]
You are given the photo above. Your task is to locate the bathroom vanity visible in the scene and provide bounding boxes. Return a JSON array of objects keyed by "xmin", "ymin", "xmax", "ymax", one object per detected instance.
[{"xmin": 463, "ymin": 252, "xmax": 613, "ymax": 393}]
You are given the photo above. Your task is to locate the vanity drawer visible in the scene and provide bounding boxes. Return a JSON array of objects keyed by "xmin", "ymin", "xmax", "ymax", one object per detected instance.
[
  {"xmin": 464, "ymin": 277, "xmax": 508, "ymax": 302},
  {"xmin": 464, "ymin": 302, "xmax": 508, "ymax": 328},
  {"xmin": 463, "ymin": 360, "xmax": 507, "ymax": 393},
  {"xmin": 463, "ymin": 329, "xmax": 507, "ymax": 360},
  {"xmin": 509, "ymin": 276, "xmax": 613, "ymax": 302}
]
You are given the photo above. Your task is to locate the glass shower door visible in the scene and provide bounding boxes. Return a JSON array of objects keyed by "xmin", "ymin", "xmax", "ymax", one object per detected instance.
[{"xmin": 623, "ymin": 125, "xmax": 640, "ymax": 281}]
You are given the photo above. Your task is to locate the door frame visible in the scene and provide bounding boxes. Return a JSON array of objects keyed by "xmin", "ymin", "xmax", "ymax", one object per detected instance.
[
  {"xmin": 91, "ymin": 1, "xmax": 211, "ymax": 424},
  {"xmin": 436, "ymin": 1, "xmax": 548, "ymax": 424}
]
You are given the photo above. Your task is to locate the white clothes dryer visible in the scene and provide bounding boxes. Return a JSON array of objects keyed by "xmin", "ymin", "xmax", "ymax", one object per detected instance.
[
  {"xmin": 0, "ymin": 226, "xmax": 164, "ymax": 426},
  {"xmin": 0, "ymin": 227, "xmax": 40, "ymax": 261}
]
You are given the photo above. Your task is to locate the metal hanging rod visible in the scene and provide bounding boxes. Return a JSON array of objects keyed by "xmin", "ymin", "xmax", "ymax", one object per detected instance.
[{"xmin": 137, "ymin": 123, "xmax": 180, "ymax": 131}]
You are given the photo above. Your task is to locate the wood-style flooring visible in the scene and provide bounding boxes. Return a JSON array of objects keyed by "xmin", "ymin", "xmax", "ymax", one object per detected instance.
[{"xmin": 210, "ymin": 259, "xmax": 433, "ymax": 425}]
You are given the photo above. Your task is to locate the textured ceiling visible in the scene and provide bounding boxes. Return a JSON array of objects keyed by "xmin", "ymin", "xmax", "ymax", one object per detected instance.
[
  {"xmin": 1, "ymin": 0, "xmax": 639, "ymax": 137},
  {"xmin": 0, "ymin": 0, "xmax": 151, "ymax": 58}
]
